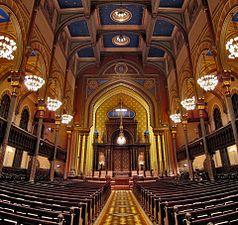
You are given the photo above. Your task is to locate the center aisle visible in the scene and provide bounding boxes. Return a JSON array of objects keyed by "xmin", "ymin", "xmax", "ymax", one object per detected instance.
[{"xmin": 95, "ymin": 190, "xmax": 152, "ymax": 225}]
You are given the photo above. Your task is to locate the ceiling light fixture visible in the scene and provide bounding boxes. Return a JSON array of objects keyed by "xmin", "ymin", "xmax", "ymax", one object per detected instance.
[
  {"xmin": 112, "ymin": 34, "xmax": 130, "ymax": 46},
  {"xmin": 197, "ymin": 53, "xmax": 218, "ymax": 91},
  {"xmin": 0, "ymin": 35, "xmax": 17, "ymax": 60},
  {"xmin": 24, "ymin": 75, "xmax": 45, "ymax": 92},
  {"xmin": 61, "ymin": 114, "xmax": 73, "ymax": 124},
  {"xmin": 110, "ymin": 8, "xmax": 132, "ymax": 23},
  {"xmin": 117, "ymin": 99, "xmax": 126, "ymax": 145},
  {"xmin": 181, "ymin": 96, "xmax": 196, "ymax": 111},
  {"xmin": 170, "ymin": 113, "xmax": 181, "ymax": 124},
  {"xmin": 47, "ymin": 97, "xmax": 62, "ymax": 111}
]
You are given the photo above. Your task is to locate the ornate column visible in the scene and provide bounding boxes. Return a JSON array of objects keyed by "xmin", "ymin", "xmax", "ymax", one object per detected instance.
[
  {"xmin": 154, "ymin": 132, "xmax": 160, "ymax": 174},
  {"xmin": 0, "ymin": 74, "xmax": 20, "ymax": 173},
  {"xmin": 50, "ymin": 115, "xmax": 61, "ymax": 181},
  {"xmin": 77, "ymin": 133, "xmax": 84, "ymax": 173},
  {"xmin": 171, "ymin": 127, "xmax": 178, "ymax": 176},
  {"xmin": 159, "ymin": 131, "xmax": 165, "ymax": 176},
  {"xmin": 182, "ymin": 116, "xmax": 194, "ymax": 180},
  {"xmin": 63, "ymin": 126, "xmax": 72, "ymax": 180},
  {"xmin": 83, "ymin": 133, "xmax": 89, "ymax": 174},
  {"xmin": 144, "ymin": 131, "xmax": 150, "ymax": 170},
  {"xmin": 222, "ymin": 74, "xmax": 238, "ymax": 148},
  {"xmin": 29, "ymin": 99, "xmax": 45, "ymax": 182},
  {"xmin": 197, "ymin": 99, "xmax": 215, "ymax": 181}
]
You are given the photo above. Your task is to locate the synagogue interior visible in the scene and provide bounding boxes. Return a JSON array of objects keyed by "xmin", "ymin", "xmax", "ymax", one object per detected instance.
[{"xmin": 0, "ymin": 0, "xmax": 238, "ymax": 224}]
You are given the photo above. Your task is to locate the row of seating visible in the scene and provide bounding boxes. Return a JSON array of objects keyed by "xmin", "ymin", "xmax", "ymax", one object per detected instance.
[
  {"xmin": 133, "ymin": 178, "xmax": 238, "ymax": 225},
  {"xmin": 0, "ymin": 180, "xmax": 111, "ymax": 225}
]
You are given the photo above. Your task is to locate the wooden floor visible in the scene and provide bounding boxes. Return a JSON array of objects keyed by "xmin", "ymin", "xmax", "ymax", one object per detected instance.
[{"xmin": 94, "ymin": 190, "xmax": 152, "ymax": 225}]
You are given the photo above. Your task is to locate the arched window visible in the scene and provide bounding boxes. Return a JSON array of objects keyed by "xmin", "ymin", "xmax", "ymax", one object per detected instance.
[
  {"xmin": 0, "ymin": 94, "xmax": 11, "ymax": 119},
  {"xmin": 19, "ymin": 109, "xmax": 29, "ymax": 131},
  {"xmin": 232, "ymin": 93, "xmax": 238, "ymax": 118},
  {"xmin": 213, "ymin": 108, "xmax": 223, "ymax": 130}
]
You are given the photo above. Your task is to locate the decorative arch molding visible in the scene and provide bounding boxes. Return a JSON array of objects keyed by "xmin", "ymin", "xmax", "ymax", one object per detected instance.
[
  {"xmin": 169, "ymin": 89, "xmax": 179, "ymax": 113},
  {"xmin": 179, "ymin": 68, "xmax": 194, "ymax": 99},
  {"xmin": 19, "ymin": 105, "xmax": 31, "ymax": 124},
  {"xmin": 193, "ymin": 40, "xmax": 214, "ymax": 76},
  {"xmin": 83, "ymin": 81, "xmax": 158, "ymax": 129},
  {"xmin": 0, "ymin": 2, "xmax": 26, "ymax": 71},
  {"xmin": 54, "ymin": 15, "xmax": 85, "ymax": 43},
  {"xmin": 97, "ymin": 59, "xmax": 145, "ymax": 77},
  {"xmin": 0, "ymin": 89, "xmax": 11, "ymax": 99},
  {"xmin": 30, "ymin": 40, "xmax": 51, "ymax": 76}
]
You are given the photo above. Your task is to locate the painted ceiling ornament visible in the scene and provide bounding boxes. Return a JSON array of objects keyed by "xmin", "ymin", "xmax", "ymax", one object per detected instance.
[
  {"xmin": 112, "ymin": 34, "xmax": 130, "ymax": 46},
  {"xmin": 88, "ymin": 80, "xmax": 99, "ymax": 90},
  {"xmin": 110, "ymin": 8, "xmax": 132, "ymax": 23},
  {"xmin": 115, "ymin": 62, "xmax": 128, "ymax": 74},
  {"xmin": 144, "ymin": 79, "xmax": 155, "ymax": 90}
]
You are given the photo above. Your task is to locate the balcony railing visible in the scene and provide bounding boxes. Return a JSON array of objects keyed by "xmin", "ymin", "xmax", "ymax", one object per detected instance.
[
  {"xmin": 0, "ymin": 117, "xmax": 66, "ymax": 162},
  {"xmin": 177, "ymin": 119, "xmax": 238, "ymax": 161}
]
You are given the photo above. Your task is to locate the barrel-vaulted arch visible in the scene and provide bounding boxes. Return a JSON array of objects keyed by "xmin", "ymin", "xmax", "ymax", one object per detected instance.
[{"xmin": 84, "ymin": 81, "xmax": 158, "ymax": 129}]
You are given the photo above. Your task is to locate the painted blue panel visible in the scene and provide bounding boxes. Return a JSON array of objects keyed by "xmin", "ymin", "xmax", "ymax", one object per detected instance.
[
  {"xmin": 0, "ymin": 8, "xmax": 9, "ymax": 23},
  {"xmin": 153, "ymin": 20, "xmax": 174, "ymax": 36},
  {"xmin": 100, "ymin": 5, "xmax": 143, "ymax": 25},
  {"xmin": 160, "ymin": 0, "xmax": 184, "ymax": 8},
  {"xmin": 206, "ymin": 51, "xmax": 213, "ymax": 56},
  {"xmin": 232, "ymin": 12, "xmax": 238, "ymax": 22},
  {"xmin": 108, "ymin": 107, "xmax": 135, "ymax": 118},
  {"xmin": 68, "ymin": 20, "xmax": 89, "ymax": 37},
  {"xmin": 148, "ymin": 47, "xmax": 165, "ymax": 57},
  {"xmin": 78, "ymin": 47, "xmax": 94, "ymax": 57},
  {"xmin": 103, "ymin": 33, "xmax": 139, "ymax": 48},
  {"xmin": 58, "ymin": 0, "xmax": 82, "ymax": 8}
]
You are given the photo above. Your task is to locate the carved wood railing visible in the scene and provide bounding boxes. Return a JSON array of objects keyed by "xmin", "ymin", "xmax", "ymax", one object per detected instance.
[
  {"xmin": 0, "ymin": 117, "xmax": 66, "ymax": 162},
  {"xmin": 177, "ymin": 119, "xmax": 238, "ymax": 161}
]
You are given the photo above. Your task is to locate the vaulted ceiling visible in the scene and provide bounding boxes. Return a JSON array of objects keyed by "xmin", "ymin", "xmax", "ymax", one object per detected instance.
[{"xmin": 52, "ymin": 0, "xmax": 190, "ymax": 75}]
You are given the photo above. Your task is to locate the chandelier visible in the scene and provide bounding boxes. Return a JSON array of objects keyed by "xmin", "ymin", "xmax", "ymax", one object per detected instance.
[
  {"xmin": 181, "ymin": 96, "xmax": 196, "ymax": 111},
  {"xmin": 117, "ymin": 100, "xmax": 126, "ymax": 145},
  {"xmin": 24, "ymin": 75, "xmax": 45, "ymax": 92},
  {"xmin": 197, "ymin": 74, "xmax": 218, "ymax": 91},
  {"xmin": 0, "ymin": 35, "xmax": 17, "ymax": 60},
  {"xmin": 170, "ymin": 113, "xmax": 181, "ymax": 123},
  {"xmin": 226, "ymin": 36, "xmax": 238, "ymax": 59},
  {"xmin": 47, "ymin": 97, "xmax": 62, "ymax": 111},
  {"xmin": 61, "ymin": 114, "xmax": 73, "ymax": 124}
]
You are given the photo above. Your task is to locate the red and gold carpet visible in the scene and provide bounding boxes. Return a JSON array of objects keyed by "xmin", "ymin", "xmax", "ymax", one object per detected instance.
[{"xmin": 95, "ymin": 190, "xmax": 152, "ymax": 225}]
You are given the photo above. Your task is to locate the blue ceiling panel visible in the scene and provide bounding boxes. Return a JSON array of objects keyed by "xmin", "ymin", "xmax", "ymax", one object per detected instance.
[
  {"xmin": 153, "ymin": 20, "xmax": 174, "ymax": 36},
  {"xmin": 103, "ymin": 33, "xmax": 139, "ymax": 48},
  {"xmin": 68, "ymin": 20, "xmax": 89, "ymax": 37},
  {"xmin": 57, "ymin": 0, "xmax": 82, "ymax": 8},
  {"xmin": 0, "ymin": 8, "xmax": 9, "ymax": 23},
  {"xmin": 78, "ymin": 47, "xmax": 94, "ymax": 57},
  {"xmin": 100, "ymin": 5, "xmax": 143, "ymax": 25},
  {"xmin": 148, "ymin": 47, "xmax": 165, "ymax": 57},
  {"xmin": 232, "ymin": 12, "xmax": 238, "ymax": 22},
  {"xmin": 159, "ymin": 0, "xmax": 184, "ymax": 8}
]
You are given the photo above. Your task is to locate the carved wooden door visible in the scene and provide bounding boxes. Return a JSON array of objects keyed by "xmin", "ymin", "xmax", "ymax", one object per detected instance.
[{"xmin": 113, "ymin": 147, "xmax": 130, "ymax": 171}]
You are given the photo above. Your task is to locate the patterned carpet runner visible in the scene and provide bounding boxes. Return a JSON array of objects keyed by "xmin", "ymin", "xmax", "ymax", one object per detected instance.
[{"xmin": 96, "ymin": 190, "xmax": 151, "ymax": 225}]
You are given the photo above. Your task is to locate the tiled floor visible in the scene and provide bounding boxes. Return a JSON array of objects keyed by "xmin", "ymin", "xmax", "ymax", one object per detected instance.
[{"xmin": 97, "ymin": 190, "xmax": 150, "ymax": 225}]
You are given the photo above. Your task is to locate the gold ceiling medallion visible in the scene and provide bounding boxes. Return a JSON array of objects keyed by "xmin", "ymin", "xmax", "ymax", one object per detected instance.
[
  {"xmin": 115, "ymin": 63, "xmax": 128, "ymax": 74},
  {"xmin": 110, "ymin": 8, "xmax": 132, "ymax": 23},
  {"xmin": 112, "ymin": 34, "xmax": 130, "ymax": 46}
]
